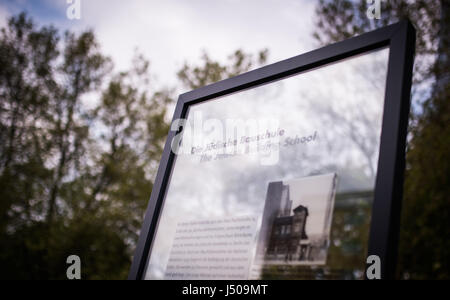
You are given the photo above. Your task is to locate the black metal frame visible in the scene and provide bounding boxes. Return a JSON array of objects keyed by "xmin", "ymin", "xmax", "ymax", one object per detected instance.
[{"xmin": 129, "ymin": 20, "xmax": 416, "ymax": 280}]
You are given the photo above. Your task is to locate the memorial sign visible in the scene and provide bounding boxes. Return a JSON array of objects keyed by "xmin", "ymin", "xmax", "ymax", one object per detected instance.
[{"xmin": 129, "ymin": 21, "xmax": 415, "ymax": 280}]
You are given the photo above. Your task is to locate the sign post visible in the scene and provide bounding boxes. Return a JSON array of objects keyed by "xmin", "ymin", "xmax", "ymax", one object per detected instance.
[{"xmin": 129, "ymin": 20, "xmax": 415, "ymax": 280}]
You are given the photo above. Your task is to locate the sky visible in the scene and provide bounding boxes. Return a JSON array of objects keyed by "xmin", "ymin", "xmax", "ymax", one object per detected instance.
[{"xmin": 0, "ymin": 0, "xmax": 318, "ymax": 92}]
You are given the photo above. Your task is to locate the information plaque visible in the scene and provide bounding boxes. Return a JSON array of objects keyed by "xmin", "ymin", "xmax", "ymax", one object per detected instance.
[{"xmin": 130, "ymin": 21, "xmax": 415, "ymax": 280}]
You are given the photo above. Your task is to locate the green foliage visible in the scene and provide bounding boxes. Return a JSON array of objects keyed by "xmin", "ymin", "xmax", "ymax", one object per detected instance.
[
  {"xmin": 0, "ymin": 12, "xmax": 172, "ymax": 279},
  {"xmin": 400, "ymin": 84, "xmax": 450, "ymax": 280},
  {"xmin": 177, "ymin": 49, "xmax": 268, "ymax": 90},
  {"xmin": 313, "ymin": 0, "xmax": 449, "ymax": 279}
]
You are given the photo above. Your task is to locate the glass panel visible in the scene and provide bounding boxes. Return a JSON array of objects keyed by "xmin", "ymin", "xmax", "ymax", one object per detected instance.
[{"xmin": 144, "ymin": 48, "xmax": 390, "ymax": 280}]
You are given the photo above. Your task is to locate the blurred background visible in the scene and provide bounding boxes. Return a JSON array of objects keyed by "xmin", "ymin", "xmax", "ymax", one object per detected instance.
[{"xmin": 0, "ymin": 0, "xmax": 448, "ymax": 280}]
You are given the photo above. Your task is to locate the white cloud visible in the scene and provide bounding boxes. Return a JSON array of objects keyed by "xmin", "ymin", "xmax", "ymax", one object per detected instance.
[
  {"xmin": 58, "ymin": 0, "xmax": 317, "ymax": 91},
  {"xmin": 0, "ymin": 0, "xmax": 318, "ymax": 108},
  {"xmin": 0, "ymin": 3, "xmax": 10, "ymax": 29}
]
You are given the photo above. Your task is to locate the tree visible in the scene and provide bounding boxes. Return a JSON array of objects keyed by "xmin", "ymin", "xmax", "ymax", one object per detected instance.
[
  {"xmin": 313, "ymin": 0, "xmax": 449, "ymax": 279},
  {"xmin": 399, "ymin": 0, "xmax": 450, "ymax": 279},
  {"xmin": 314, "ymin": 0, "xmax": 441, "ymax": 104},
  {"xmin": 0, "ymin": 13, "xmax": 172, "ymax": 279}
]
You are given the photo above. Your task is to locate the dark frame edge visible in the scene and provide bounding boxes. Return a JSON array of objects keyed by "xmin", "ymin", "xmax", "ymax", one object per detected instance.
[{"xmin": 367, "ymin": 20, "xmax": 416, "ymax": 280}]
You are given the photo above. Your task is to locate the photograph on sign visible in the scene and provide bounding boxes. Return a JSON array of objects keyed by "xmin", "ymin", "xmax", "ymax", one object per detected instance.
[{"xmin": 255, "ymin": 173, "xmax": 337, "ymax": 266}]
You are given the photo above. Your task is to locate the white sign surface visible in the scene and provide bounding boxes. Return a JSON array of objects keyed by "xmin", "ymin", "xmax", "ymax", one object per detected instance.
[{"xmin": 164, "ymin": 216, "xmax": 258, "ymax": 280}]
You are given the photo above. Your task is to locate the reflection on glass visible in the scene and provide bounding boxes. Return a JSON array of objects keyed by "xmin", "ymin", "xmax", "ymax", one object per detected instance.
[{"xmin": 144, "ymin": 48, "xmax": 390, "ymax": 280}]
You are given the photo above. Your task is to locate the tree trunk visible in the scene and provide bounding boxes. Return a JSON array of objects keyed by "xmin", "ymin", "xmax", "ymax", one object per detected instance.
[{"xmin": 434, "ymin": 0, "xmax": 450, "ymax": 95}]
